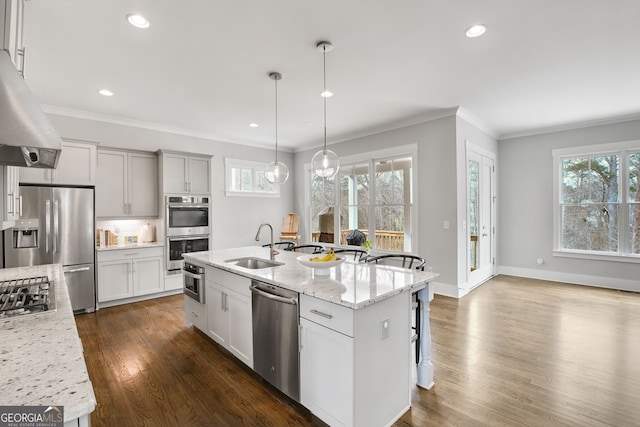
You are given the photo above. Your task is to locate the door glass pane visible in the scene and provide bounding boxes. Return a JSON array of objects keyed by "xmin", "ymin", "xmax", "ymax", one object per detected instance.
[
  {"xmin": 629, "ymin": 152, "xmax": 640, "ymax": 253},
  {"xmin": 310, "ymin": 172, "xmax": 335, "ymax": 242},
  {"xmin": 374, "ymin": 158, "xmax": 411, "ymax": 251},
  {"xmin": 469, "ymin": 159, "xmax": 479, "ymax": 271},
  {"xmin": 340, "ymin": 163, "xmax": 369, "ymax": 245}
]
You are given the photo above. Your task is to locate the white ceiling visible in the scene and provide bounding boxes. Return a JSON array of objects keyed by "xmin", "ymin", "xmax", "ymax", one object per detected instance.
[{"xmin": 22, "ymin": 0, "xmax": 640, "ymax": 152}]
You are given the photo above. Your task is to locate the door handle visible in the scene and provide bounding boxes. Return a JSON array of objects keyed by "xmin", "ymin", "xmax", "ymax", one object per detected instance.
[
  {"xmin": 45, "ymin": 200, "xmax": 50, "ymax": 253},
  {"xmin": 65, "ymin": 267, "xmax": 91, "ymax": 274},
  {"xmin": 53, "ymin": 200, "xmax": 59, "ymax": 254},
  {"xmin": 18, "ymin": 195, "xmax": 22, "ymax": 216}
]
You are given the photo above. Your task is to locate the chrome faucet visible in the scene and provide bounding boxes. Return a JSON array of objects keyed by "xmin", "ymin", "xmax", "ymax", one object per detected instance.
[{"xmin": 255, "ymin": 223, "xmax": 278, "ymax": 261}]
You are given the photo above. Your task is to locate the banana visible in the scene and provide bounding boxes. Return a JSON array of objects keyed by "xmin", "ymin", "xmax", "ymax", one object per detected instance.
[{"xmin": 310, "ymin": 248, "xmax": 337, "ymax": 262}]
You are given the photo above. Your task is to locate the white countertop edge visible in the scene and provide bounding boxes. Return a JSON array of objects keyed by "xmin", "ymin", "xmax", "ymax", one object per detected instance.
[
  {"xmin": 184, "ymin": 246, "xmax": 438, "ymax": 309},
  {"xmin": 96, "ymin": 242, "xmax": 164, "ymax": 251}
]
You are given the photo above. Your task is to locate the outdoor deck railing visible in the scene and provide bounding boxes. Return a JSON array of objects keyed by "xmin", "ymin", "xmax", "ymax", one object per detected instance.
[{"xmin": 311, "ymin": 230, "xmax": 405, "ymax": 251}]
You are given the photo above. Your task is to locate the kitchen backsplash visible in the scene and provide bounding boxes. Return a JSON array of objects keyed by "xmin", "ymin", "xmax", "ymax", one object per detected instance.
[{"xmin": 96, "ymin": 219, "xmax": 159, "ymax": 246}]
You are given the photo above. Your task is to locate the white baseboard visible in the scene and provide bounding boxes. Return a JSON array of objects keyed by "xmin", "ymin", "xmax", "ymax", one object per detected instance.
[
  {"xmin": 497, "ymin": 266, "xmax": 640, "ymax": 292},
  {"xmin": 97, "ymin": 289, "xmax": 183, "ymax": 309},
  {"xmin": 431, "ymin": 281, "xmax": 463, "ymax": 298}
]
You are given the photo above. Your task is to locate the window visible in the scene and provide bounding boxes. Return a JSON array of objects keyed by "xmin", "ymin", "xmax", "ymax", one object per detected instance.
[
  {"xmin": 307, "ymin": 145, "xmax": 417, "ymax": 252},
  {"xmin": 225, "ymin": 158, "xmax": 279, "ymax": 197},
  {"xmin": 553, "ymin": 141, "xmax": 640, "ymax": 260}
]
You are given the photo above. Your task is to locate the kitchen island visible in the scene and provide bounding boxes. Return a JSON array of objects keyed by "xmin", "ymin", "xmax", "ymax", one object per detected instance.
[
  {"xmin": 183, "ymin": 246, "xmax": 436, "ymax": 427},
  {"xmin": 0, "ymin": 264, "xmax": 96, "ymax": 427}
]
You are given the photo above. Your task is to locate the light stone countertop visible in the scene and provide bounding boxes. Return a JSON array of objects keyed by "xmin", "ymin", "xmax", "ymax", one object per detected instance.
[
  {"xmin": 183, "ymin": 246, "xmax": 438, "ymax": 309},
  {"xmin": 95, "ymin": 241, "xmax": 164, "ymax": 251},
  {"xmin": 0, "ymin": 264, "xmax": 96, "ymax": 422}
]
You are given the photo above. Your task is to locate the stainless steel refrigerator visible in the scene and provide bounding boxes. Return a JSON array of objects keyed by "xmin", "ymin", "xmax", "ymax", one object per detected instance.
[{"xmin": 3, "ymin": 185, "xmax": 95, "ymax": 312}]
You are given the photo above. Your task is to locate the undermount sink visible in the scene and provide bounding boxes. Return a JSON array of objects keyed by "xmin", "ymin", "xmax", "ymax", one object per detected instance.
[{"xmin": 224, "ymin": 257, "xmax": 284, "ymax": 269}]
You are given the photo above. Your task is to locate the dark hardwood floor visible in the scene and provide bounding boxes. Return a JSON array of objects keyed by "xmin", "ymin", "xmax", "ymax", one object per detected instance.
[{"xmin": 75, "ymin": 275, "xmax": 640, "ymax": 426}]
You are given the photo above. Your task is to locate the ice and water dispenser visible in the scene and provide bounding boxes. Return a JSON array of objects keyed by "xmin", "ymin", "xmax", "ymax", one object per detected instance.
[{"xmin": 11, "ymin": 219, "xmax": 39, "ymax": 249}]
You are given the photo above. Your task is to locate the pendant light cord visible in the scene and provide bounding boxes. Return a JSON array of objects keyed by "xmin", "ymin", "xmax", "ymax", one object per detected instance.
[
  {"xmin": 274, "ymin": 76, "xmax": 279, "ymax": 163},
  {"xmin": 323, "ymin": 47, "xmax": 327, "ymax": 153}
]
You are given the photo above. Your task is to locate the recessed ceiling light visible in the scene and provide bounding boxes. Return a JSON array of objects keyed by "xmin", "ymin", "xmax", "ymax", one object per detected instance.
[
  {"xmin": 320, "ymin": 90, "xmax": 333, "ymax": 98},
  {"xmin": 465, "ymin": 24, "xmax": 487, "ymax": 38},
  {"xmin": 98, "ymin": 89, "xmax": 114, "ymax": 97},
  {"xmin": 126, "ymin": 13, "xmax": 150, "ymax": 29},
  {"xmin": 249, "ymin": 123, "xmax": 259, "ymax": 128}
]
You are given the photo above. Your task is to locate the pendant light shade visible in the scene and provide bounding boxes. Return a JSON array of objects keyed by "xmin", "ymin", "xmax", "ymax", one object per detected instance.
[
  {"xmin": 313, "ymin": 41, "xmax": 340, "ymax": 179},
  {"xmin": 265, "ymin": 72, "xmax": 289, "ymax": 184}
]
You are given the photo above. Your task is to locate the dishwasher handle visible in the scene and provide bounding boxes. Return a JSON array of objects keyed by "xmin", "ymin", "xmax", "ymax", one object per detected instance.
[{"xmin": 250, "ymin": 283, "xmax": 298, "ymax": 306}]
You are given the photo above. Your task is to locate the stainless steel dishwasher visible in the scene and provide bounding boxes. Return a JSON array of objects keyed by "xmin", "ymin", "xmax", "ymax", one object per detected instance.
[{"xmin": 250, "ymin": 280, "xmax": 300, "ymax": 402}]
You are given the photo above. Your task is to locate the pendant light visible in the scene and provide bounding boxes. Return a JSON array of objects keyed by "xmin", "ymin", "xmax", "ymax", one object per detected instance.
[
  {"xmin": 312, "ymin": 41, "xmax": 340, "ymax": 178},
  {"xmin": 265, "ymin": 72, "xmax": 289, "ymax": 184}
]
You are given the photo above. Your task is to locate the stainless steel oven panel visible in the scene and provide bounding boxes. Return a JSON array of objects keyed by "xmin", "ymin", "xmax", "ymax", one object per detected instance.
[
  {"xmin": 183, "ymin": 269, "xmax": 205, "ymax": 303},
  {"xmin": 166, "ymin": 203, "xmax": 210, "ymax": 237},
  {"xmin": 167, "ymin": 235, "xmax": 209, "ymax": 273}
]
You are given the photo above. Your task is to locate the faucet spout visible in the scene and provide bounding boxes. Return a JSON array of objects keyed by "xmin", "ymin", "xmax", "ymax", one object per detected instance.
[{"xmin": 255, "ymin": 223, "xmax": 278, "ymax": 261}]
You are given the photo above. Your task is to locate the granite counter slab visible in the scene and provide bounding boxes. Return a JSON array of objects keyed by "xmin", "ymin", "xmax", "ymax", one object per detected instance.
[
  {"xmin": 0, "ymin": 264, "xmax": 96, "ymax": 422},
  {"xmin": 183, "ymin": 246, "xmax": 438, "ymax": 309},
  {"xmin": 96, "ymin": 241, "xmax": 164, "ymax": 251}
]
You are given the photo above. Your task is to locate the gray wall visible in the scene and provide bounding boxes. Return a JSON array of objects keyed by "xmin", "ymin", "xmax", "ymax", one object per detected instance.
[
  {"xmin": 292, "ymin": 114, "xmax": 461, "ymax": 291},
  {"xmin": 47, "ymin": 114, "xmax": 295, "ymax": 250},
  {"xmin": 498, "ymin": 118, "xmax": 640, "ymax": 291}
]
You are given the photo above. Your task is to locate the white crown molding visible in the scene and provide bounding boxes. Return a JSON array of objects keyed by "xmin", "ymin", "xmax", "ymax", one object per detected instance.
[
  {"xmin": 499, "ymin": 112, "xmax": 640, "ymax": 141},
  {"xmin": 41, "ymin": 104, "xmax": 296, "ymax": 153},
  {"xmin": 456, "ymin": 107, "xmax": 499, "ymax": 139},
  {"xmin": 292, "ymin": 107, "xmax": 460, "ymax": 153}
]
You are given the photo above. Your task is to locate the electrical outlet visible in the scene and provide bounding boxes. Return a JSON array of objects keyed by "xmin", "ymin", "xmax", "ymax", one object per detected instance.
[
  {"xmin": 380, "ymin": 318, "xmax": 390, "ymax": 340},
  {"xmin": 443, "ymin": 220, "xmax": 450, "ymax": 229}
]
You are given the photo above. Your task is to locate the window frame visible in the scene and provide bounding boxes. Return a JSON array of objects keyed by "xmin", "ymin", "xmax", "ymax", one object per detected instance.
[
  {"xmin": 224, "ymin": 158, "xmax": 280, "ymax": 198},
  {"xmin": 552, "ymin": 140, "xmax": 640, "ymax": 263},
  {"xmin": 304, "ymin": 144, "xmax": 418, "ymax": 253}
]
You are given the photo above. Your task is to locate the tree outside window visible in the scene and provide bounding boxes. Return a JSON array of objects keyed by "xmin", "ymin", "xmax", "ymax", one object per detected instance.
[
  {"xmin": 309, "ymin": 154, "xmax": 413, "ymax": 252},
  {"xmin": 555, "ymin": 143, "xmax": 640, "ymax": 258}
]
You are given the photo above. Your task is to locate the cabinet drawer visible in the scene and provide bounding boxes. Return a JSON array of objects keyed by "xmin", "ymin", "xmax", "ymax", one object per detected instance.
[
  {"xmin": 97, "ymin": 246, "xmax": 163, "ymax": 262},
  {"xmin": 184, "ymin": 296, "xmax": 207, "ymax": 331},
  {"xmin": 206, "ymin": 267, "xmax": 251, "ymax": 297},
  {"xmin": 300, "ymin": 294, "xmax": 354, "ymax": 337}
]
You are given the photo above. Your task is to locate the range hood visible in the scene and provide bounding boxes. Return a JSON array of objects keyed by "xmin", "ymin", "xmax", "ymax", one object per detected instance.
[{"xmin": 0, "ymin": 49, "xmax": 62, "ymax": 168}]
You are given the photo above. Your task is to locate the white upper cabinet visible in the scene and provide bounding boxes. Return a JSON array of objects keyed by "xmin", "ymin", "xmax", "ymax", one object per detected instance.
[
  {"xmin": 2, "ymin": 0, "xmax": 25, "ymax": 72},
  {"xmin": 19, "ymin": 140, "xmax": 97, "ymax": 186},
  {"xmin": 160, "ymin": 151, "xmax": 211, "ymax": 195},
  {"xmin": 96, "ymin": 149, "xmax": 158, "ymax": 218},
  {"xmin": 1, "ymin": 165, "xmax": 20, "ymax": 229}
]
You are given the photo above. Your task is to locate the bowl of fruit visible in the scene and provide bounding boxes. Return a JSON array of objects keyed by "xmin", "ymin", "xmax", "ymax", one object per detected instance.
[{"xmin": 296, "ymin": 249, "xmax": 345, "ymax": 270}]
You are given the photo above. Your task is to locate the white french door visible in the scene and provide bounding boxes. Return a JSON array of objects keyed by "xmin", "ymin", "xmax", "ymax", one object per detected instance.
[{"xmin": 468, "ymin": 149, "xmax": 495, "ymax": 288}]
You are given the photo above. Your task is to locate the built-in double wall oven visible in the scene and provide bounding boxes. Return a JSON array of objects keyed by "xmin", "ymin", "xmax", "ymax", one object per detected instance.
[{"xmin": 166, "ymin": 196, "xmax": 210, "ymax": 274}]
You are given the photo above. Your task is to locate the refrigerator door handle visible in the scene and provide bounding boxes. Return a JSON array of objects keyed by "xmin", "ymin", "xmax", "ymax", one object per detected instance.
[
  {"xmin": 53, "ymin": 200, "xmax": 59, "ymax": 254},
  {"xmin": 45, "ymin": 200, "xmax": 51, "ymax": 253}
]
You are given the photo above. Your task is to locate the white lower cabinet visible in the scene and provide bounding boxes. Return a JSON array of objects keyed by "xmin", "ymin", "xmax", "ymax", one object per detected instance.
[
  {"xmin": 184, "ymin": 296, "xmax": 207, "ymax": 331},
  {"xmin": 300, "ymin": 317, "xmax": 354, "ymax": 427},
  {"xmin": 205, "ymin": 267, "xmax": 253, "ymax": 368},
  {"xmin": 300, "ymin": 292, "xmax": 411, "ymax": 427},
  {"xmin": 97, "ymin": 247, "xmax": 164, "ymax": 303}
]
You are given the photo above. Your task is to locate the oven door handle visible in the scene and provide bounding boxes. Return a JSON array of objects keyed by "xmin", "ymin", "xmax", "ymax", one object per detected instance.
[
  {"xmin": 169, "ymin": 236, "xmax": 208, "ymax": 242},
  {"xmin": 183, "ymin": 270, "xmax": 203, "ymax": 280},
  {"xmin": 168, "ymin": 204, "xmax": 209, "ymax": 209}
]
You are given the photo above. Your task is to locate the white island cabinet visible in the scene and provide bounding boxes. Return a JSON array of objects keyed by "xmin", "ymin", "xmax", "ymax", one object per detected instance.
[
  {"xmin": 205, "ymin": 267, "xmax": 253, "ymax": 368},
  {"xmin": 183, "ymin": 246, "xmax": 437, "ymax": 427}
]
